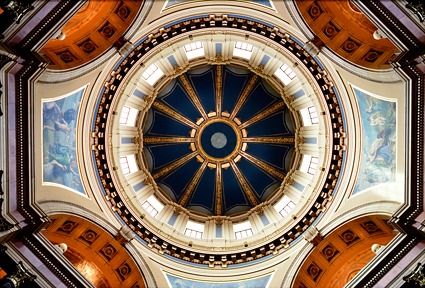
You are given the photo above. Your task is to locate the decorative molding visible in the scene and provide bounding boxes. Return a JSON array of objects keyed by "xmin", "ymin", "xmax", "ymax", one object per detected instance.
[
  {"xmin": 18, "ymin": 1, "xmax": 85, "ymax": 51},
  {"xmin": 0, "ymin": 170, "xmax": 14, "ymax": 232}
]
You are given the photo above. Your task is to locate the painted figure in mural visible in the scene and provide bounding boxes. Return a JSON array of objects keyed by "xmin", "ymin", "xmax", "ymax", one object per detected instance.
[
  {"xmin": 43, "ymin": 101, "xmax": 73, "ymax": 133},
  {"xmin": 42, "ymin": 88, "xmax": 84, "ymax": 194},
  {"xmin": 364, "ymin": 107, "xmax": 395, "ymax": 184},
  {"xmin": 354, "ymin": 88, "xmax": 397, "ymax": 193}
]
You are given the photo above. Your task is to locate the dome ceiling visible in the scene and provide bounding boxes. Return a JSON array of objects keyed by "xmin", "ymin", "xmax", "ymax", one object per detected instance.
[
  {"xmin": 143, "ymin": 65, "xmax": 295, "ymax": 216},
  {"xmin": 91, "ymin": 14, "xmax": 346, "ymax": 266}
]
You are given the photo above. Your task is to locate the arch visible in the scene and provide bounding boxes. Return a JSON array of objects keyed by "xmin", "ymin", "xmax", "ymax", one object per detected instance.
[
  {"xmin": 292, "ymin": 215, "xmax": 396, "ymax": 288},
  {"xmin": 41, "ymin": 213, "xmax": 151, "ymax": 288}
]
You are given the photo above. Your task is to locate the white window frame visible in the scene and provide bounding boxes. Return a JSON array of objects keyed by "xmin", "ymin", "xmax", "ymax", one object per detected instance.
[
  {"xmin": 184, "ymin": 220, "xmax": 204, "ymax": 239},
  {"xmin": 308, "ymin": 106, "xmax": 319, "ymax": 124},
  {"xmin": 300, "ymin": 154, "xmax": 319, "ymax": 175},
  {"xmin": 119, "ymin": 155, "xmax": 139, "ymax": 175},
  {"xmin": 141, "ymin": 63, "xmax": 164, "ymax": 86},
  {"xmin": 233, "ymin": 221, "xmax": 253, "ymax": 239},
  {"xmin": 274, "ymin": 195, "xmax": 296, "ymax": 218},
  {"xmin": 120, "ymin": 105, "xmax": 139, "ymax": 126},
  {"xmin": 300, "ymin": 106, "xmax": 319, "ymax": 126},
  {"xmin": 184, "ymin": 41, "xmax": 205, "ymax": 60},
  {"xmin": 274, "ymin": 62, "xmax": 297, "ymax": 85},
  {"xmin": 142, "ymin": 195, "xmax": 164, "ymax": 217},
  {"xmin": 233, "ymin": 41, "xmax": 254, "ymax": 60}
]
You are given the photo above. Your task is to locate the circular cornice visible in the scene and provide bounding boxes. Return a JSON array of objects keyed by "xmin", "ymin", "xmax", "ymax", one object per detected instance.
[
  {"xmin": 193, "ymin": 115, "xmax": 244, "ymax": 164},
  {"xmin": 91, "ymin": 14, "xmax": 346, "ymax": 267}
]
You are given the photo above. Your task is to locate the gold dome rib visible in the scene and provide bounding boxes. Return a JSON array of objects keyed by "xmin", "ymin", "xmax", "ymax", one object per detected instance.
[
  {"xmin": 152, "ymin": 151, "xmax": 198, "ymax": 180},
  {"xmin": 179, "ymin": 74, "xmax": 208, "ymax": 119},
  {"xmin": 143, "ymin": 136, "xmax": 195, "ymax": 144},
  {"xmin": 229, "ymin": 74, "xmax": 259, "ymax": 120},
  {"xmin": 152, "ymin": 101, "xmax": 198, "ymax": 129},
  {"xmin": 179, "ymin": 160, "xmax": 208, "ymax": 206},
  {"xmin": 239, "ymin": 101, "xmax": 286, "ymax": 129},
  {"xmin": 215, "ymin": 164, "xmax": 223, "ymax": 216},
  {"xmin": 215, "ymin": 65, "xmax": 223, "ymax": 117},
  {"xmin": 243, "ymin": 136, "xmax": 295, "ymax": 144},
  {"xmin": 230, "ymin": 160, "xmax": 259, "ymax": 206},
  {"xmin": 239, "ymin": 150, "xmax": 286, "ymax": 180}
]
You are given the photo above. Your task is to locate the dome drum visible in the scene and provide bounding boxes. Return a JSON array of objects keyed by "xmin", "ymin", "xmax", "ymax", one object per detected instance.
[{"xmin": 92, "ymin": 14, "xmax": 346, "ymax": 266}]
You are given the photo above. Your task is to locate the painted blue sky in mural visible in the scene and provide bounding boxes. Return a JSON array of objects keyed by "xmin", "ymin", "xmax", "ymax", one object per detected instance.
[
  {"xmin": 353, "ymin": 87, "xmax": 396, "ymax": 194},
  {"xmin": 166, "ymin": 273, "xmax": 272, "ymax": 288},
  {"xmin": 42, "ymin": 87, "xmax": 85, "ymax": 194}
]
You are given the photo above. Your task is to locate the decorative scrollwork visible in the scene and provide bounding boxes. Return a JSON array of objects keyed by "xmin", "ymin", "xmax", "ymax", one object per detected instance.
[
  {"xmin": 2, "ymin": 261, "xmax": 36, "ymax": 287},
  {"xmin": 2, "ymin": 1, "xmax": 34, "ymax": 24},
  {"xmin": 406, "ymin": 1, "xmax": 425, "ymax": 22},
  {"xmin": 403, "ymin": 262, "xmax": 425, "ymax": 286}
]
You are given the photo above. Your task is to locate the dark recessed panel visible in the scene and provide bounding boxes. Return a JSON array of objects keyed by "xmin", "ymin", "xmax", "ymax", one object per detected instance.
[
  {"xmin": 160, "ymin": 157, "xmax": 201, "ymax": 200},
  {"xmin": 236, "ymin": 82, "xmax": 279, "ymax": 122},
  {"xmin": 245, "ymin": 143, "xmax": 290, "ymax": 170},
  {"xmin": 237, "ymin": 157, "xmax": 279, "ymax": 199},
  {"xmin": 222, "ymin": 68, "xmax": 250, "ymax": 113},
  {"xmin": 145, "ymin": 143, "xmax": 192, "ymax": 172},
  {"xmin": 188, "ymin": 68, "xmax": 216, "ymax": 113},
  {"xmin": 160, "ymin": 82, "xmax": 201, "ymax": 122},
  {"xmin": 222, "ymin": 167, "xmax": 250, "ymax": 214},
  {"xmin": 147, "ymin": 110, "xmax": 191, "ymax": 137},
  {"xmin": 188, "ymin": 166, "xmax": 217, "ymax": 214}
]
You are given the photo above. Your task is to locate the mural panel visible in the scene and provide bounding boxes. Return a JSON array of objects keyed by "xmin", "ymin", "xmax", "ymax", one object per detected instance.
[
  {"xmin": 165, "ymin": 273, "xmax": 272, "ymax": 288},
  {"xmin": 163, "ymin": 0, "xmax": 273, "ymax": 9},
  {"xmin": 352, "ymin": 86, "xmax": 396, "ymax": 194},
  {"xmin": 42, "ymin": 87, "xmax": 85, "ymax": 194}
]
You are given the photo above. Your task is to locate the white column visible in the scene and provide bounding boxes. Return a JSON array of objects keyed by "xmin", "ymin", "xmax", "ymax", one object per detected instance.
[{"xmin": 156, "ymin": 204, "xmax": 175, "ymax": 223}]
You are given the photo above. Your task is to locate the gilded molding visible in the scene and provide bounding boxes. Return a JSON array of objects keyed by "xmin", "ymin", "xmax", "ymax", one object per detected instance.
[
  {"xmin": 239, "ymin": 151, "xmax": 285, "ymax": 180},
  {"xmin": 152, "ymin": 101, "xmax": 198, "ymax": 129},
  {"xmin": 240, "ymin": 101, "xmax": 286, "ymax": 129},
  {"xmin": 179, "ymin": 73, "xmax": 208, "ymax": 119},
  {"xmin": 215, "ymin": 164, "xmax": 223, "ymax": 216},
  {"xmin": 152, "ymin": 152, "xmax": 198, "ymax": 180},
  {"xmin": 215, "ymin": 65, "xmax": 223, "ymax": 116},
  {"xmin": 179, "ymin": 161, "xmax": 208, "ymax": 206},
  {"xmin": 230, "ymin": 160, "xmax": 259, "ymax": 206},
  {"xmin": 229, "ymin": 74, "xmax": 258, "ymax": 119}
]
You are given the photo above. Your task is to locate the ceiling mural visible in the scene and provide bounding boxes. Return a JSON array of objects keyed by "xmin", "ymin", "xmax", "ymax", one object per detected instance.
[
  {"xmin": 143, "ymin": 65, "xmax": 295, "ymax": 216},
  {"xmin": 163, "ymin": 0, "xmax": 273, "ymax": 9},
  {"xmin": 165, "ymin": 273, "xmax": 272, "ymax": 288},
  {"xmin": 352, "ymin": 86, "xmax": 396, "ymax": 194},
  {"xmin": 42, "ymin": 86, "xmax": 86, "ymax": 194}
]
